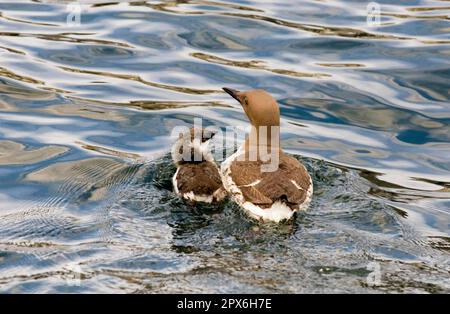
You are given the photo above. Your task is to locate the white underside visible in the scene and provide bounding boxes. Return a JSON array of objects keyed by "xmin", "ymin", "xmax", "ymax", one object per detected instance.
[
  {"xmin": 182, "ymin": 191, "xmax": 213, "ymax": 203},
  {"xmin": 221, "ymin": 149, "xmax": 313, "ymax": 223},
  {"xmin": 241, "ymin": 200, "xmax": 295, "ymax": 223}
]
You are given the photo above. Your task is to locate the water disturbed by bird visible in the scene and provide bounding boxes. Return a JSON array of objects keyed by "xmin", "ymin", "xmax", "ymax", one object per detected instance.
[{"xmin": 0, "ymin": 0, "xmax": 449, "ymax": 293}]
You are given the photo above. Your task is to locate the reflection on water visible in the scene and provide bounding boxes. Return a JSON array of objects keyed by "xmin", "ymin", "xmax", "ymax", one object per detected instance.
[{"xmin": 0, "ymin": 0, "xmax": 449, "ymax": 293}]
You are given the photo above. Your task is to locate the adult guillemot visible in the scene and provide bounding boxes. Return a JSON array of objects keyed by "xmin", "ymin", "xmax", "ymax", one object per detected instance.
[
  {"xmin": 221, "ymin": 88, "xmax": 313, "ymax": 222},
  {"xmin": 172, "ymin": 127, "xmax": 226, "ymax": 203}
]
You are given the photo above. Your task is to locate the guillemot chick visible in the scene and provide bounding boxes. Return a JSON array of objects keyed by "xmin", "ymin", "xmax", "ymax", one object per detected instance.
[
  {"xmin": 221, "ymin": 88, "xmax": 313, "ymax": 222},
  {"xmin": 172, "ymin": 127, "xmax": 226, "ymax": 203}
]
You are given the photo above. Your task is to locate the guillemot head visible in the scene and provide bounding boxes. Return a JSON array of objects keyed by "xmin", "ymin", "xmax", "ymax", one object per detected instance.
[
  {"xmin": 222, "ymin": 88, "xmax": 280, "ymax": 127},
  {"xmin": 171, "ymin": 127, "xmax": 216, "ymax": 165},
  {"xmin": 223, "ymin": 88, "xmax": 282, "ymax": 169}
]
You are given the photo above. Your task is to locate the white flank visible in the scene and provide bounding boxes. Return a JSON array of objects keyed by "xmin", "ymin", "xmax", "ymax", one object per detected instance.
[
  {"xmin": 172, "ymin": 167, "xmax": 180, "ymax": 194},
  {"xmin": 182, "ymin": 191, "xmax": 213, "ymax": 203},
  {"xmin": 242, "ymin": 200, "xmax": 294, "ymax": 223},
  {"xmin": 239, "ymin": 179, "xmax": 261, "ymax": 187},
  {"xmin": 290, "ymin": 179, "xmax": 304, "ymax": 190}
]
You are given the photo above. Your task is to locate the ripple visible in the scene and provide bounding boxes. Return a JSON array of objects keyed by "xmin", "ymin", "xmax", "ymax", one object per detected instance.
[
  {"xmin": 221, "ymin": 12, "xmax": 409, "ymax": 40},
  {"xmin": 65, "ymin": 95, "xmax": 230, "ymax": 111},
  {"xmin": 191, "ymin": 52, "xmax": 330, "ymax": 78},
  {"xmin": 44, "ymin": 103, "xmax": 127, "ymax": 122},
  {"xmin": 77, "ymin": 142, "xmax": 141, "ymax": 159},
  {"xmin": 382, "ymin": 11, "xmax": 450, "ymax": 21},
  {"xmin": 136, "ymin": 0, "xmax": 265, "ymax": 15},
  {"xmin": 0, "ymin": 67, "xmax": 45, "ymax": 85},
  {"xmin": 316, "ymin": 63, "xmax": 365, "ymax": 68},
  {"xmin": 0, "ymin": 45, "xmax": 25, "ymax": 55},
  {"xmin": 179, "ymin": 29, "xmax": 251, "ymax": 50},
  {"xmin": 0, "ymin": 140, "xmax": 68, "ymax": 165},
  {"xmin": 0, "ymin": 12, "xmax": 58, "ymax": 27},
  {"xmin": 0, "ymin": 32, "xmax": 134, "ymax": 48},
  {"xmin": 59, "ymin": 66, "xmax": 221, "ymax": 95}
]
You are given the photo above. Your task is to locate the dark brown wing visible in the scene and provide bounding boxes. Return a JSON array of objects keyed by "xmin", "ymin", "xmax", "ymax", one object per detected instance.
[
  {"xmin": 176, "ymin": 162, "xmax": 223, "ymax": 195},
  {"xmin": 239, "ymin": 186, "xmax": 273, "ymax": 205},
  {"xmin": 230, "ymin": 154, "xmax": 310, "ymax": 209}
]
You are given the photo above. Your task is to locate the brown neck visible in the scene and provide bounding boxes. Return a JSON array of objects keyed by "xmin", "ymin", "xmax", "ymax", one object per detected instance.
[{"xmin": 242, "ymin": 124, "xmax": 281, "ymax": 161}]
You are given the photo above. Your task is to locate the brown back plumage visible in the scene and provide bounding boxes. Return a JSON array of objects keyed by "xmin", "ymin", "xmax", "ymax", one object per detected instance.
[
  {"xmin": 230, "ymin": 153, "xmax": 310, "ymax": 209},
  {"xmin": 176, "ymin": 162, "xmax": 224, "ymax": 197}
]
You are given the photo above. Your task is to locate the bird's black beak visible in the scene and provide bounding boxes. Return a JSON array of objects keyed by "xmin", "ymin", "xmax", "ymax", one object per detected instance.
[
  {"xmin": 202, "ymin": 129, "xmax": 216, "ymax": 142},
  {"xmin": 222, "ymin": 87, "xmax": 241, "ymax": 103}
]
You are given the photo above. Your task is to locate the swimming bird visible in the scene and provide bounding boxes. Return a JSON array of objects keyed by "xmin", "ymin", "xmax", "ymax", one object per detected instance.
[
  {"xmin": 172, "ymin": 127, "xmax": 226, "ymax": 203},
  {"xmin": 221, "ymin": 88, "xmax": 313, "ymax": 222}
]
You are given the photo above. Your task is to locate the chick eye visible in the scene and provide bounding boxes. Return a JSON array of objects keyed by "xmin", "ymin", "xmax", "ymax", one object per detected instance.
[{"xmin": 242, "ymin": 96, "xmax": 248, "ymax": 105}]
